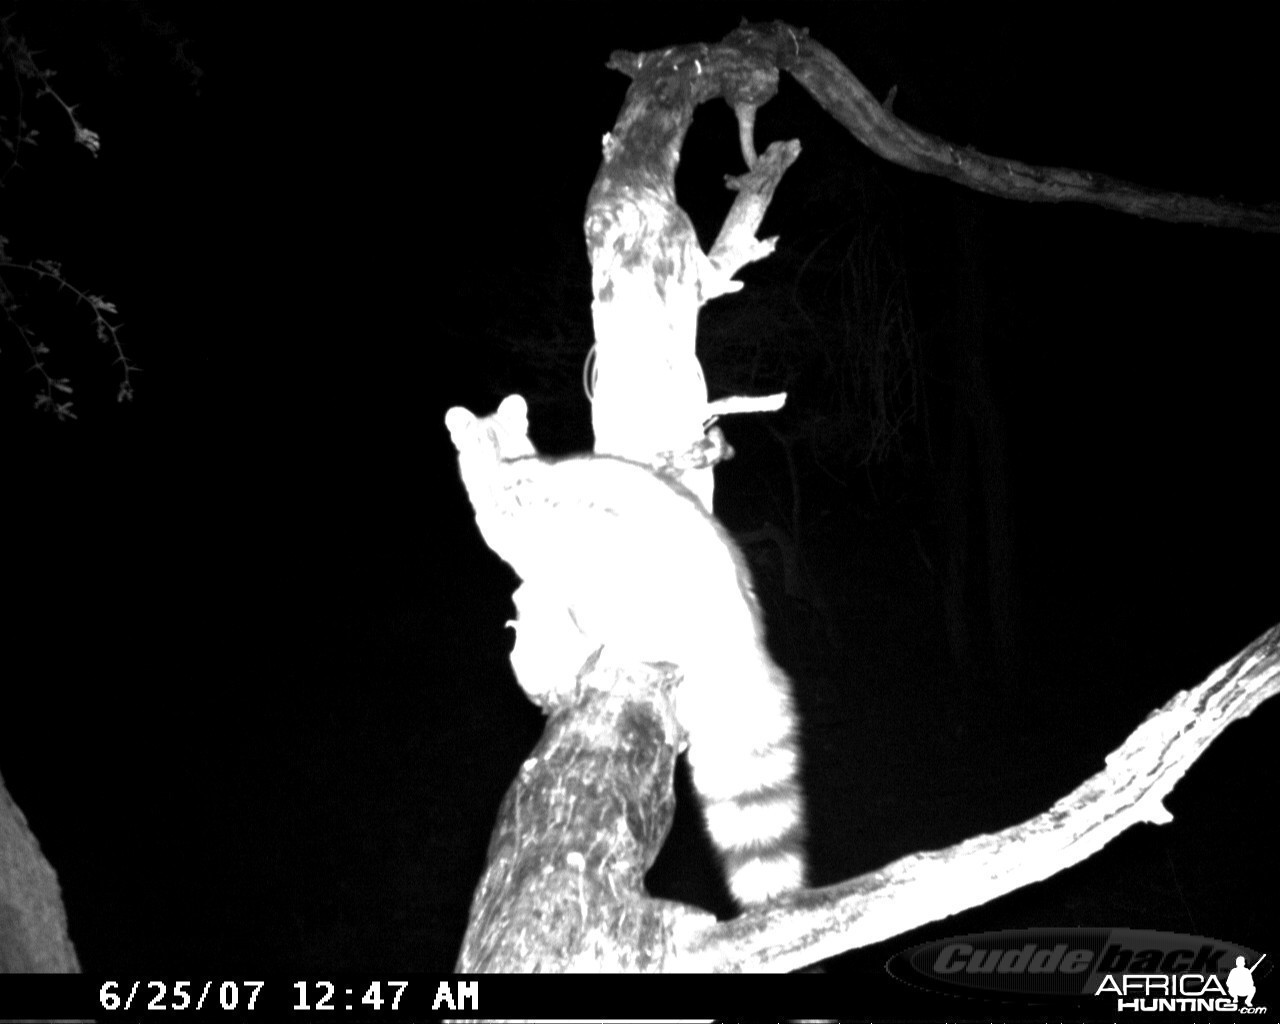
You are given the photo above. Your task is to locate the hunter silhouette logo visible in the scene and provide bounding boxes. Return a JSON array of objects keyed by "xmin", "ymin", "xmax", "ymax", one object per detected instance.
[{"xmin": 1227, "ymin": 954, "xmax": 1264, "ymax": 1008}]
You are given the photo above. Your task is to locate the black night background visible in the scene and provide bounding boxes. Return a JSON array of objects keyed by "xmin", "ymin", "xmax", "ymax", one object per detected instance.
[{"xmin": 2, "ymin": 0, "xmax": 1276, "ymax": 1002}]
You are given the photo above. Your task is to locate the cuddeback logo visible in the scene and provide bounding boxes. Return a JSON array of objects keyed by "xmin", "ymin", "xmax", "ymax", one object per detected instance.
[{"xmin": 887, "ymin": 929, "xmax": 1269, "ymax": 1013}]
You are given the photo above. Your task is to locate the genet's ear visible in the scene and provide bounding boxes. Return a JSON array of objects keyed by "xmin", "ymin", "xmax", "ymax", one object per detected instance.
[
  {"xmin": 496, "ymin": 394, "xmax": 529, "ymax": 431},
  {"xmin": 444, "ymin": 406, "xmax": 476, "ymax": 446}
]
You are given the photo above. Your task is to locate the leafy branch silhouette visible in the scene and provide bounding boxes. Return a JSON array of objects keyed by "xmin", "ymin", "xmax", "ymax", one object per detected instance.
[{"xmin": 1, "ymin": 14, "xmax": 129, "ymax": 420}]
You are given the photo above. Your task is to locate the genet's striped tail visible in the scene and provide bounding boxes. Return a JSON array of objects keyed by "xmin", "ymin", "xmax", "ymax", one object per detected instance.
[{"xmin": 681, "ymin": 658, "xmax": 806, "ymax": 907}]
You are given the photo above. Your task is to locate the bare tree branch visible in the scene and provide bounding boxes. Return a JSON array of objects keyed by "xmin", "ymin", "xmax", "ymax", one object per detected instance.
[
  {"xmin": 712, "ymin": 21, "xmax": 1280, "ymax": 233},
  {"xmin": 456, "ymin": 591, "xmax": 1279, "ymax": 972},
  {"xmin": 710, "ymin": 623, "xmax": 1280, "ymax": 970},
  {"xmin": 458, "ymin": 622, "xmax": 1279, "ymax": 972}
]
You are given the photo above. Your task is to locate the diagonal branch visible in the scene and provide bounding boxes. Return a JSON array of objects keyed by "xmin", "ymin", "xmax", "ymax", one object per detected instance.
[
  {"xmin": 696, "ymin": 623, "xmax": 1280, "ymax": 971},
  {"xmin": 720, "ymin": 20, "xmax": 1280, "ymax": 233}
]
